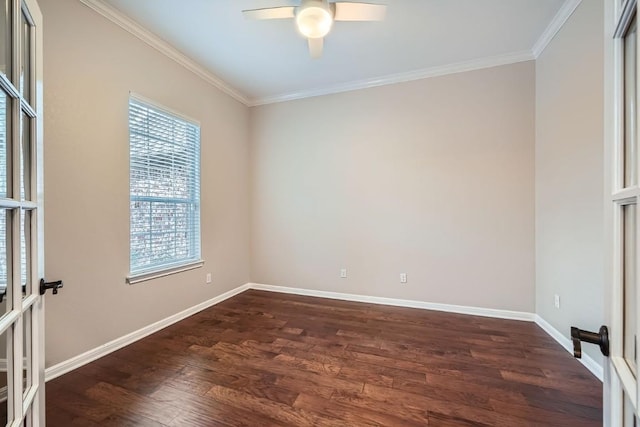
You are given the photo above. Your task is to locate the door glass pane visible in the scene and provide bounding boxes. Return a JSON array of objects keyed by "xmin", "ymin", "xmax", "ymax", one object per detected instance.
[
  {"xmin": 0, "ymin": 0, "xmax": 9, "ymax": 79},
  {"xmin": 624, "ymin": 391, "xmax": 638, "ymax": 427},
  {"xmin": 625, "ymin": 18, "xmax": 638, "ymax": 187},
  {"xmin": 0, "ymin": 90, "xmax": 9, "ymax": 198},
  {"xmin": 0, "ymin": 328, "xmax": 10, "ymax": 426},
  {"xmin": 22, "ymin": 309, "xmax": 30, "ymax": 398},
  {"xmin": 19, "ymin": 12, "xmax": 29, "ymax": 103},
  {"xmin": 19, "ymin": 210, "xmax": 28, "ymax": 298},
  {"xmin": 624, "ymin": 203, "xmax": 638, "ymax": 376},
  {"xmin": 19, "ymin": 113, "xmax": 29, "ymax": 202},
  {"xmin": 0, "ymin": 209, "xmax": 9, "ymax": 315}
]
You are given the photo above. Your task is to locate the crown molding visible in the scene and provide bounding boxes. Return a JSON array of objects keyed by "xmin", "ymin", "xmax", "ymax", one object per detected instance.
[
  {"xmin": 78, "ymin": 0, "xmax": 250, "ymax": 106},
  {"xmin": 532, "ymin": 0, "xmax": 582, "ymax": 58},
  {"xmin": 248, "ymin": 50, "xmax": 535, "ymax": 106},
  {"xmin": 79, "ymin": 0, "xmax": 574, "ymax": 107}
]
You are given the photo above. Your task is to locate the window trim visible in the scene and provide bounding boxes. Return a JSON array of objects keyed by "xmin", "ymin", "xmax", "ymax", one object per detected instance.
[
  {"xmin": 127, "ymin": 93, "xmax": 202, "ymax": 283},
  {"xmin": 126, "ymin": 259, "xmax": 204, "ymax": 285}
]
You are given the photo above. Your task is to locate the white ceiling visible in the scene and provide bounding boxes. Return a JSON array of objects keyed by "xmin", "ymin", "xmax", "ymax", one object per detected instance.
[{"xmin": 97, "ymin": 0, "xmax": 570, "ymax": 105}]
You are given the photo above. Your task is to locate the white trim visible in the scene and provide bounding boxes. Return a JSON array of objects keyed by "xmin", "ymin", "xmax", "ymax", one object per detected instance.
[
  {"xmin": 532, "ymin": 0, "xmax": 582, "ymax": 58},
  {"xmin": 250, "ymin": 284, "xmax": 604, "ymax": 381},
  {"xmin": 248, "ymin": 51, "xmax": 535, "ymax": 106},
  {"xmin": 43, "ymin": 282, "xmax": 606, "ymax": 386},
  {"xmin": 126, "ymin": 260, "xmax": 205, "ymax": 285},
  {"xmin": 77, "ymin": 0, "xmax": 249, "ymax": 106},
  {"xmin": 248, "ymin": 283, "xmax": 535, "ymax": 321},
  {"xmin": 44, "ymin": 284, "xmax": 250, "ymax": 382},
  {"xmin": 76, "ymin": 0, "xmax": 583, "ymax": 107},
  {"xmin": 535, "ymin": 315, "xmax": 604, "ymax": 381}
]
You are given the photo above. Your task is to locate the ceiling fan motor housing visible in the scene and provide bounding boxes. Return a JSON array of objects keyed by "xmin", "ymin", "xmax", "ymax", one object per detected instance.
[
  {"xmin": 296, "ymin": 0, "xmax": 334, "ymax": 39},
  {"xmin": 298, "ymin": 0, "xmax": 333, "ymax": 13}
]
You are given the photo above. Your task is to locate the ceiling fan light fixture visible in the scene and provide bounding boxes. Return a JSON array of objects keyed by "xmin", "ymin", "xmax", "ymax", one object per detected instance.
[
  {"xmin": 296, "ymin": 6, "xmax": 333, "ymax": 39},
  {"xmin": 243, "ymin": 0, "xmax": 387, "ymax": 58}
]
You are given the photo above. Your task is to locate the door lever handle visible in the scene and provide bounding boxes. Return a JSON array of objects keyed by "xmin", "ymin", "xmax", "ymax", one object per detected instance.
[
  {"xmin": 571, "ymin": 326, "xmax": 609, "ymax": 358},
  {"xmin": 39, "ymin": 279, "xmax": 63, "ymax": 296}
]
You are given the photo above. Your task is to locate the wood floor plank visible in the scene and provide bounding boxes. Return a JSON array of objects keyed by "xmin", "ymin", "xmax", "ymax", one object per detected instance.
[
  {"xmin": 360, "ymin": 382, "xmax": 532, "ymax": 427},
  {"xmin": 84, "ymin": 382, "xmax": 180, "ymax": 424},
  {"xmin": 293, "ymin": 393, "xmax": 418, "ymax": 427},
  {"xmin": 46, "ymin": 289, "xmax": 603, "ymax": 426},
  {"xmin": 99, "ymin": 412, "xmax": 169, "ymax": 427},
  {"xmin": 46, "ymin": 405, "xmax": 104, "ymax": 427},
  {"xmin": 46, "ymin": 386, "xmax": 119, "ymax": 423},
  {"xmin": 206, "ymin": 384, "xmax": 344, "ymax": 427},
  {"xmin": 152, "ymin": 384, "xmax": 283, "ymax": 427},
  {"xmin": 330, "ymin": 387, "xmax": 431, "ymax": 425},
  {"xmin": 489, "ymin": 398, "xmax": 602, "ymax": 426}
]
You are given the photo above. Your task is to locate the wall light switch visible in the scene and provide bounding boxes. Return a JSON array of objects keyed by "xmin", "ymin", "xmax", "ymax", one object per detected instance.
[{"xmin": 206, "ymin": 273, "xmax": 212, "ymax": 284}]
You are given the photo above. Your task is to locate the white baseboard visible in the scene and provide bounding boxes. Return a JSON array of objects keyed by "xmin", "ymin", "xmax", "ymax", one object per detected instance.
[
  {"xmin": 43, "ymin": 281, "xmax": 603, "ymax": 384},
  {"xmin": 248, "ymin": 283, "xmax": 536, "ymax": 322},
  {"xmin": 44, "ymin": 283, "xmax": 250, "ymax": 382},
  {"xmin": 534, "ymin": 314, "xmax": 603, "ymax": 381},
  {"xmin": 249, "ymin": 284, "xmax": 603, "ymax": 381}
]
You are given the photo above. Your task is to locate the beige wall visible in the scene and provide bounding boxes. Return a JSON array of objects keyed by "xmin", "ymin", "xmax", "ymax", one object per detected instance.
[
  {"xmin": 40, "ymin": 0, "xmax": 251, "ymax": 367},
  {"xmin": 535, "ymin": 0, "xmax": 605, "ymax": 364},
  {"xmin": 250, "ymin": 62, "xmax": 536, "ymax": 312},
  {"xmin": 38, "ymin": 0, "xmax": 606, "ymax": 371}
]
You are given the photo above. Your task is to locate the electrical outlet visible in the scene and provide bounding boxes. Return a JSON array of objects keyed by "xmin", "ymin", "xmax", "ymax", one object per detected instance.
[
  {"xmin": 554, "ymin": 294, "xmax": 560, "ymax": 309},
  {"xmin": 340, "ymin": 268, "xmax": 347, "ymax": 278},
  {"xmin": 400, "ymin": 273, "xmax": 407, "ymax": 283},
  {"xmin": 206, "ymin": 273, "xmax": 212, "ymax": 284}
]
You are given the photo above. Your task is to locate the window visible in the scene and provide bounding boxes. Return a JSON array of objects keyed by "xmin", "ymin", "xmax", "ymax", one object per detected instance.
[{"xmin": 128, "ymin": 95, "xmax": 201, "ymax": 280}]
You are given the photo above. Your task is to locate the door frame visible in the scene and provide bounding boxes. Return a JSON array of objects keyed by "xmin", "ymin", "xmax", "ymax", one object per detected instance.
[
  {"xmin": 26, "ymin": 0, "xmax": 43, "ymax": 423},
  {"xmin": 604, "ymin": 0, "xmax": 640, "ymax": 425}
]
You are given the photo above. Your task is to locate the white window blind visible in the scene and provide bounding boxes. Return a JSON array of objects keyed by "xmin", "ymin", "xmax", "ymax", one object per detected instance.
[{"xmin": 129, "ymin": 96, "xmax": 201, "ymax": 276}]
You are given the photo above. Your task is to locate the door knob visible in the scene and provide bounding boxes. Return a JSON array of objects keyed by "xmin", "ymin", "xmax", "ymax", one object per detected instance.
[
  {"xmin": 39, "ymin": 279, "xmax": 63, "ymax": 296},
  {"xmin": 571, "ymin": 326, "xmax": 609, "ymax": 358}
]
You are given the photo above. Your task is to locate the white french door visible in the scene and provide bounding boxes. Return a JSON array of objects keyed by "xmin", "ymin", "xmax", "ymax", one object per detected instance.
[
  {"xmin": 606, "ymin": 0, "xmax": 640, "ymax": 425},
  {"xmin": 0, "ymin": 0, "xmax": 44, "ymax": 425}
]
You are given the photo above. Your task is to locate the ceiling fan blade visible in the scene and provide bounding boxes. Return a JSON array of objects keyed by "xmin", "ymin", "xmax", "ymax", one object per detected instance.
[
  {"xmin": 333, "ymin": 2, "xmax": 386, "ymax": 21},
  {"xmin": 242, "ymin": 6, "xmax": 296, "ymax": 20},
  {"xmin": 308, "ymin": 37, "xmax": 324, "ymax": 59}
]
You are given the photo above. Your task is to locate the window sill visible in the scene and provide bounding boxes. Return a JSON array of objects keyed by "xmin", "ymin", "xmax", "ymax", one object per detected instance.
[{"xmin": 126, "ymin": 260, "xmax": 204, "ymax": 285}]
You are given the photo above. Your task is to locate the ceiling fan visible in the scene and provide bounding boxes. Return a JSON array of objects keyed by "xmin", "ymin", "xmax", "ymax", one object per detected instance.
[{"xmin": 242, "ymin": 0, "xmax": 387, "ymax": 59}]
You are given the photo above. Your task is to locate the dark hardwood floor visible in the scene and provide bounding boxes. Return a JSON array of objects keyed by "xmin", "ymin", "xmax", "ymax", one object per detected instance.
[{"xmin": 45, "ymin": 290, "xmax": 602, "ymax": 426}]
